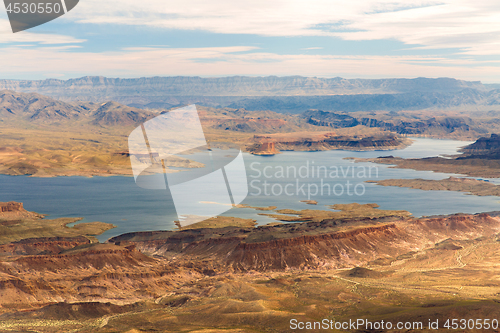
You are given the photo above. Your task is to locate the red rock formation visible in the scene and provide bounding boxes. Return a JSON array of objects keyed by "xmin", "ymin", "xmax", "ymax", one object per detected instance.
[
  {"xmin": 14, "ymin": 244, "xmax": 156, "ymax": 271},
  {"xmin": 111, "ymin": 213, "xmax": 500, "ymax": 272},
  {"xmin": 253, "ymin": 141, "xmax": 277, "ymax": 155},
  {"xmin": 0, "ymin": 201, "xmax": 43, "ymax": 220},
  {"xmin": 224, "ymin": 224, "xmax": 403, "ymax": 271},
  {"xmin": 248, "ymin": 136, "xmax": 279, "ymax": 155},
  {"xmin": 0, "ymin": 236, "xmax": 91, "ymax": 255},
  {"xmin": 0, "ymin": 201, "xmax": 23, "ymax": 213},
  {"xmin": 0, "ymin": 212, "xmax": 499, "ymax": 311},
  {"xmin": 0, "ymin": 243, "xmax": 193, "ymax": 307}
]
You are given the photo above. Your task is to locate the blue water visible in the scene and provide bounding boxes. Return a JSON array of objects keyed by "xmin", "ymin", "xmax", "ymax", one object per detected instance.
[{"xmin": 1, "ymin": 138, "xmax": 498, "ymax": 242}]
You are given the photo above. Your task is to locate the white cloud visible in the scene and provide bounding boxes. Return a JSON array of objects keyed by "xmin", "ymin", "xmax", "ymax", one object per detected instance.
[
  {"xmin": 1, "ymin": 1, "xmax": 499, "ymax": 81},
  {"xmin": 0, "ymin": 19, "xmax": 85, "ymax": 44},
  {"xmin": 333, "ymin": 1, "xmax": 500, "ymax": 55},
  {"xmin": 62, "ymin": 0, "xmax": 500, "ymax": 54}
]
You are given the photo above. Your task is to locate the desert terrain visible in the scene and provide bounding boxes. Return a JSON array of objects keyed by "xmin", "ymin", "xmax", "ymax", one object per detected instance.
[
  {"xmin": 0, "ymin": 90, "xmax": 413, "ymax": 177},
  {"xmin": 5, "ymin": 88, "xmax": 500, "ymax": 178},
  {"xmin": 1, "ymin": 202, "xmax": 500, "ymax": 332},
  {"xmin": 2, "ymin": 79, "xmax": 500, "ymax": 332}
]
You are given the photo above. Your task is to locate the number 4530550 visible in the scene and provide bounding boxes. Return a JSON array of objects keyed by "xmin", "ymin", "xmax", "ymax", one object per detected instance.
[
  {"xmin": 5, "ymin": 2, "xmax": 62, "ymax": 14},
  {"xmin": 444, "ymin": 318, "xmax": 499, "ymax": 330}
]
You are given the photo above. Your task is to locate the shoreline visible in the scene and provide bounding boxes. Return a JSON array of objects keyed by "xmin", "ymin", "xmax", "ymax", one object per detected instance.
[
  {"xmin": 367, "ymin": 177, "xmax": 500, "ymax": 197},
  {"xmin": 1, "ymin": 141, "xmax": 414, "ymax": 178},
  {"xmin": 351, "ymin": 155, "xmax": 500, "ymax": 178}
]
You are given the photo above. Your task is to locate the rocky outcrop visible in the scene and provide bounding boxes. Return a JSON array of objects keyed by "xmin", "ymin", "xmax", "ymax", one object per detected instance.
[
  {"xmin": 274, "ymin": 134, "xmax": 410, "ymax": 151},
  {"xmin": 304, "ymin": 110, "xmax": 359, "ymax": 128},
  {"xmin": 0, "ymin": 201, "xmax": 44, "ymax": 220},
  {"xmin": 248, "ymin": 132, "xmax": 411, "ymax": 153},
  {"xmin": 214, "ymin": 118, "xmax": 288, "ymax": 132},
  {"xmin": 353, "ymin": 138, "xmax": 500, "ymax": 177},
  {"xmin": 13, "ymin": 244, "xmax": 155, "ymax": 271},
  {"xmin": 0, "ymin": 201, "xmax": 23, "ymax": 213},
  {"xmin": 411, "ymin": 213, "xmax": 499, "ymax": 237},
  {"xmin": 225, "ymin": 224, "xmax": 403, "ymax": 270},
  {"xmin": 461, "ymin": 133, "xmax": 500, "ymax": 154},
  {"xmin": 249, "ymin": 141, "xmax": 278, "ymax": 155}
]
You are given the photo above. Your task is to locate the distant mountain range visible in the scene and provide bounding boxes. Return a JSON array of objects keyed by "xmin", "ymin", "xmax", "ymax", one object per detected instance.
[
  {"xmin": 4, "ymin": 89, "xmax": 499, "ymax": 141},
  {"xmin": 228, "ymin": 89, "xmax": 500, "ymax": 113},
  {"xmin": 0, "ymin": 90, "xmax": 155, "ymax": 127},
  {"xmin": 0, "ymin": 76, "xmax": 499, "ymax": 113}
]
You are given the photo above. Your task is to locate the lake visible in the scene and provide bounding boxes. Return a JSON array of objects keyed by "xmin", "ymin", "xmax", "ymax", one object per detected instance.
[{"xmin": 1, "ymin": 138, "xmax": 498, "ymax": 242}]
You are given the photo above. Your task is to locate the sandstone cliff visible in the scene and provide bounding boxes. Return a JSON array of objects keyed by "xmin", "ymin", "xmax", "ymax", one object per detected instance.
[
  {"xmin": 0, "ymin": 202, "xmax": 44, "ymax": 220},
  {"xmin": 248, "ymin": 141, "xmax": 278, "ymax": 155},
  {"xmin": 108, "ymin": 213, "xmax": 500, "ymax": 272}
]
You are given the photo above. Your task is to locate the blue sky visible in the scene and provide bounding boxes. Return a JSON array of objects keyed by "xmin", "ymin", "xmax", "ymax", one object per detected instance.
[{"xmin": 1, "ymin": 0, "xmax": 499, "ymax": 82}]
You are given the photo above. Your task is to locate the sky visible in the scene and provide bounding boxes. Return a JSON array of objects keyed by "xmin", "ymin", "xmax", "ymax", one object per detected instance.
[{"xmin": 0, "ymin": 0, "xmax": 499, "ymax": 82}]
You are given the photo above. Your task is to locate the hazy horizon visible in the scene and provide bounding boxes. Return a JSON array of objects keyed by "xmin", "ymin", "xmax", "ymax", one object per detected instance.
[{"xmin": 0, "ymin": 74, "xmax": 497, "ymax": 84}]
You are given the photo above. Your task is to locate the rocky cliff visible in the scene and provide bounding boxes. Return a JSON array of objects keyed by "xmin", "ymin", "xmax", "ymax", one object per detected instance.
[
  {"xmin": 461, "ymin": 133, "xmax": 500, "ymax": 153},
  {"xmin": 248, "ymin": 141, "xmax": 278, "ymax": 155},
  {"xmin": 0, "ymin": 243, "xmax": 190, "ymax": 307},
  {"xmin": 0, "ymin": 201, "xmax": 44, "ymax": 220},
  {"xmin": 0, "ymin": 202, "xmax": 23, "ymax": 213},
  {"xmin": 3, "ymin": 211, "xmax": 496, "ymax": 309},
  {"xmin": 108, "ymin": 212, "xmax": 500, "ymax": 272}
]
